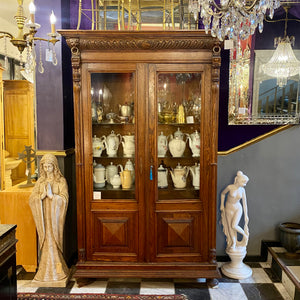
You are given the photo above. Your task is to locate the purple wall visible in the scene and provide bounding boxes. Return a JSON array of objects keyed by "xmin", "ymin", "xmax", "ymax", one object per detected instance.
[
  {"xmin": 35, "ymin": 0, "xmax": 64, "ymax": 150},
  {"xmin": 35, "ymin": 0, "xmax": 74, "ymax": 150},
  {"xmin": 70, "ymin": 0, "xmax": 92, "ymax": 30}
]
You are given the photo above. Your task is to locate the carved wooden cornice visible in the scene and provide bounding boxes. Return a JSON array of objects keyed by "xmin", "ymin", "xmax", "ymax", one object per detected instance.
[{"xmin": 59, "ymin": 30, "xmax": 219, "ymax": 52}]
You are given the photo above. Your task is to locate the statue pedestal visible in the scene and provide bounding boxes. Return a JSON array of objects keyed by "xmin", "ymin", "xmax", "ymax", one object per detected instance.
[
  {"xmin": 221, "ymin": 246, "xmax": 252, "ymax": 279},
  {"xmin": 31, "ymin": 274, "xmax": 69, "ymax": 287}
]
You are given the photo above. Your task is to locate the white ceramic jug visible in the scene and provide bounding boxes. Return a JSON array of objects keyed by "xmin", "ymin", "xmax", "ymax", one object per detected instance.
[
  {"xmin": 190, "ymin": 163, "xmax": 200, "ymax": 190},
  {"xmin": 110, "ymin": 174, "xmax": 122, "ymax": 189},
  {"xmin": 106, "ymin": 162, "xmax": 123, "ymax": 184},
  {"xmin": 168, "ymin": 136, "xmax": 186, "ymax": 157},
  {"xmin": 92, "ymin": 135, "xmax": 105, "ymax": 157},
  {"xmin": 187, "ymin": 130, "xmax": 200, "ymax": 157},
  {"xmin": 122, "ymin": 134, "xmax": 135, "ymax": 157},
  {"xmin": 93, "ymin": 163, "xmax": 106, "ymax": 188},
  {"xmin": 170, "ymin": 163, "xmax": 189, "ymax": 189},
  {"xmin": 157, "ymin": 132, "xmax": 168, "ymax": 157},
  {"xmin": 102, "ymin": 130, "xmax": 121, "ymax": 157},
  {"xmin": 157, "ymin": 161, "xmax": 168, "ymax": 189}
]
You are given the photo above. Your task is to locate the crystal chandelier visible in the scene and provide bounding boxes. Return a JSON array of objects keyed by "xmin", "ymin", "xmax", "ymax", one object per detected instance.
[
  {"xmin": 0, "ymin": 0, "xmax": 59, "ymax": 82},
  {"xmin": 188, "ymin": 0, "xmax": 281, "ymax": 41},
  {"xmin": 261, "ymin": 6, "xmax": 300, "ymax": 87},
  {"xmin": 262, "ymin": 37, "xmax": 300, "ymax": 87}
]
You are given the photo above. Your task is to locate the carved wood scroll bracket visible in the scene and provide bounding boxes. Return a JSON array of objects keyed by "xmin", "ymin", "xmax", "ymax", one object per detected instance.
[
  {"xmin": 212, "ymin": 42, "xmax": 221, "ymax": 83},
  {"xmin": 67, "ymin": 38, "xmax": 81, "ymax": 86}
]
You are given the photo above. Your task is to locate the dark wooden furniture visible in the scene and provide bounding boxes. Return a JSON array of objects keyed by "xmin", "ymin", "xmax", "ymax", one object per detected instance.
[
  {"xmin": 60, "ymin": 30, "xmax": 221, "ymax": 285},
  {"xmin": 0, "ymin": 224, "xmax": 17, "ymax": 300}
]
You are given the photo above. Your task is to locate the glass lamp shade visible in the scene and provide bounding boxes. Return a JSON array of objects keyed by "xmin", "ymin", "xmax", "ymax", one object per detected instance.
[{"xmin": 262, "ymin": 38, "xmax": 300, "ymax": 88}]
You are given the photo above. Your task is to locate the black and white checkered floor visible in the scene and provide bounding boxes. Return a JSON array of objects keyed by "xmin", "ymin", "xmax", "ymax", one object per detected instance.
[{"xmin": 17, "ymin": 247, "xmax": 300, "ymax": 300}]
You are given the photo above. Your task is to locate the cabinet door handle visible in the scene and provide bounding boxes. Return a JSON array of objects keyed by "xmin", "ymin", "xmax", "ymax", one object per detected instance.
[{"xmin": 150, "ymin": 165, "xmax": 153, "ymax": 180}]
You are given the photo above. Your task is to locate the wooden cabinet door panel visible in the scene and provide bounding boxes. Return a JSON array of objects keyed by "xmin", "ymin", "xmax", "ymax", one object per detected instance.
[
  {"xmin": 89, "ymin": 211, "xmax": 139, "ymax": 261},
  {"xmin": 155, "ymin": 211, "xmax": 203, "ymax": 262}
]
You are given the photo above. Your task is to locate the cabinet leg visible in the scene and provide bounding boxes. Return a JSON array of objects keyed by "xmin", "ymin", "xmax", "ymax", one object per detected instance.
[
  {"xmin": 76, "ymin": 277, "xmax": 95, "ymax": 288},
  {"xmin": 206, "ymin": 278, "xmax": 219, "ymax": 288}
]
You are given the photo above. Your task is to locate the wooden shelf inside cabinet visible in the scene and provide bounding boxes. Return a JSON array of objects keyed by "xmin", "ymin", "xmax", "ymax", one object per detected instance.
[
  {"xmin": 158, "ymin": 155, "xmax": 200, "ymax": 159},
  {"xmin": 94, "ymin": 185, "xmax": 135, "ymax": 191},
  {"xmin": 158, "ymin": 122, "xmax": 201, "ymax": 126},
  {"xmin": 93, "ymin": 122, "xmax": 135, "ymax": 126},
  {"xmin": 157, "ymin": 157, "xmax": 200, "ymax": 168},
  {"xmin": 158, "ymin": 123, "xmax": 201, "ymax": 133},
  {"xmin": 94, "ymin": 156, "xmax": 135, "ymax": 159},
  {"xmin": 158, "ymin": 187, "xmax": 200, "ymax": 200},
  {"xmin": 93, "ymin": 186, "xmax": 135, "ymax": 200}
]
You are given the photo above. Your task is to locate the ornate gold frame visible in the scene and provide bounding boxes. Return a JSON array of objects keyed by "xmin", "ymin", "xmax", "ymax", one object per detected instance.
[{"xmin": 77, "ymin": 0, "xmax": 195, "ymax": 30}]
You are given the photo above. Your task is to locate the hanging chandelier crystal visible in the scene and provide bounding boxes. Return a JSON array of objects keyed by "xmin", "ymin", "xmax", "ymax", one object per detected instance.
[
  {"xmin": 188, "ymin": 0, "xmax": 281, "ymax": 41},
  {"xmin": 261, "ymin": 5, "xmax": 300, "ymax": 87},
  {"xmin": 262, "ymin": 36, "xmax": 300, "ymax": 87},
  {"xmin": 0, "ymin": 0, "xmax": 59, "ymax": 82}
]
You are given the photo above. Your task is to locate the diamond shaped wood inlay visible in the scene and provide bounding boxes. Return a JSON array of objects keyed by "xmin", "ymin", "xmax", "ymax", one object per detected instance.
[
  {"xmin": 101, "ymin": 219, "xmax": 128, "ymax": 246},
  {"xmin": 165, "ymin": 219, "xmax": 192, "ymax": 247}
]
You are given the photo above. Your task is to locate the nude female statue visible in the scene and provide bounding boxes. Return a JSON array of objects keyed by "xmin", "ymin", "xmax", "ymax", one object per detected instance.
[
  {"xmin": 29, "ymin": 154, "xmax": 69, "ymax": 284},
  {"xmin": 220, "ymin": 171, "xmax": 249, "ymax": 251}
]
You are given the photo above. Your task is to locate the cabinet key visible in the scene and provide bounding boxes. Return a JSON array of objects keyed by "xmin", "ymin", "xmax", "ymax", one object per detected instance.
[{"xmin": 150, "ymin": 165, "xmax": 153, "ymax": 180}]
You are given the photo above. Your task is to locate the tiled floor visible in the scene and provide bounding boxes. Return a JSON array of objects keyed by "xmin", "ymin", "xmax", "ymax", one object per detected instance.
[
  {"xmin": 267, "ymin": 247, "xmax": 300, "ymax": 300},
  {"xmin": 17, "ymin": 261, "xmax": 293, "ymax": 300}
]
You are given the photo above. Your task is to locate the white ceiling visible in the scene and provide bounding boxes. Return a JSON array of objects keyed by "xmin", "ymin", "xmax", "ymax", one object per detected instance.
[
  {"xmin": 0, "ymin": 0, "xmax": 31, "ymax": 60},
  {"xmin": 0, "ymin": 0, "xmax": 31, "ymax": 24}
]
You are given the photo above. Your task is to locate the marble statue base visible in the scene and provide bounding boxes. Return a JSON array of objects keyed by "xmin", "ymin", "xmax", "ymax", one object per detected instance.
[
  {"xmin": 221, "ymin": 246, "xmax": 252, "ymax": 279},
  {"xmin": 31, "ymin": 276, "xmax": 69, "ymax": 287}
]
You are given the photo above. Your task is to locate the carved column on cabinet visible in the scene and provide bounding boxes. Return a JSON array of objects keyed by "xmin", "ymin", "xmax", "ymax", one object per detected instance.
[
  {"xmin": 209, "ymin": 43, "xmax": 222, "ymax": 263},
  {"xmin": 68, "ymin": 38, "xmax": 86, "ymax": 263}
]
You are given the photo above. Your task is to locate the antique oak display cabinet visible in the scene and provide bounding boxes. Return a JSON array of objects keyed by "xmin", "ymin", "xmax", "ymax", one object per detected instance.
[{"xmin": 60, "ymin": 30, "xmax": 221, "ymax": 284}]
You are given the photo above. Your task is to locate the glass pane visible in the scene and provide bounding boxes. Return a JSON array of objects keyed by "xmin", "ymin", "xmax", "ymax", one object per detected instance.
[
  {"xmin": 91, "ymin": 72, "xmax": 135, "ymax": 200},
  {"xmin": 228, "ymin": 42, "xmax": 300, "ymax": 125},
  {"xmin": 157, "ymin": 73, "xmax": 201, "ymax": 200}
]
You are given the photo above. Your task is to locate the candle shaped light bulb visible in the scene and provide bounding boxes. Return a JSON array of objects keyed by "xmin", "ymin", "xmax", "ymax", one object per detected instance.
[
  {"xmin": 29, "ymin": 2, "xmax": 36, "ymax": 24},
  {"xmin": 50, "ymin": 11, "xmax": 56, "ymax": 34},
  {"xmin": 99, "ymin": 89, "xmax": 103, "ymax": 102}
]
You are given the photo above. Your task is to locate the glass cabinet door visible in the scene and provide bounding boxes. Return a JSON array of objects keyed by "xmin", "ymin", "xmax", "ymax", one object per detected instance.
[
  {"xmin": 157, "ymin": 72, "xmax": 201, "ymax": 200},
  {"xmin": 91, "ymin": 72, "xmax": 136, "ymax": 200}
]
